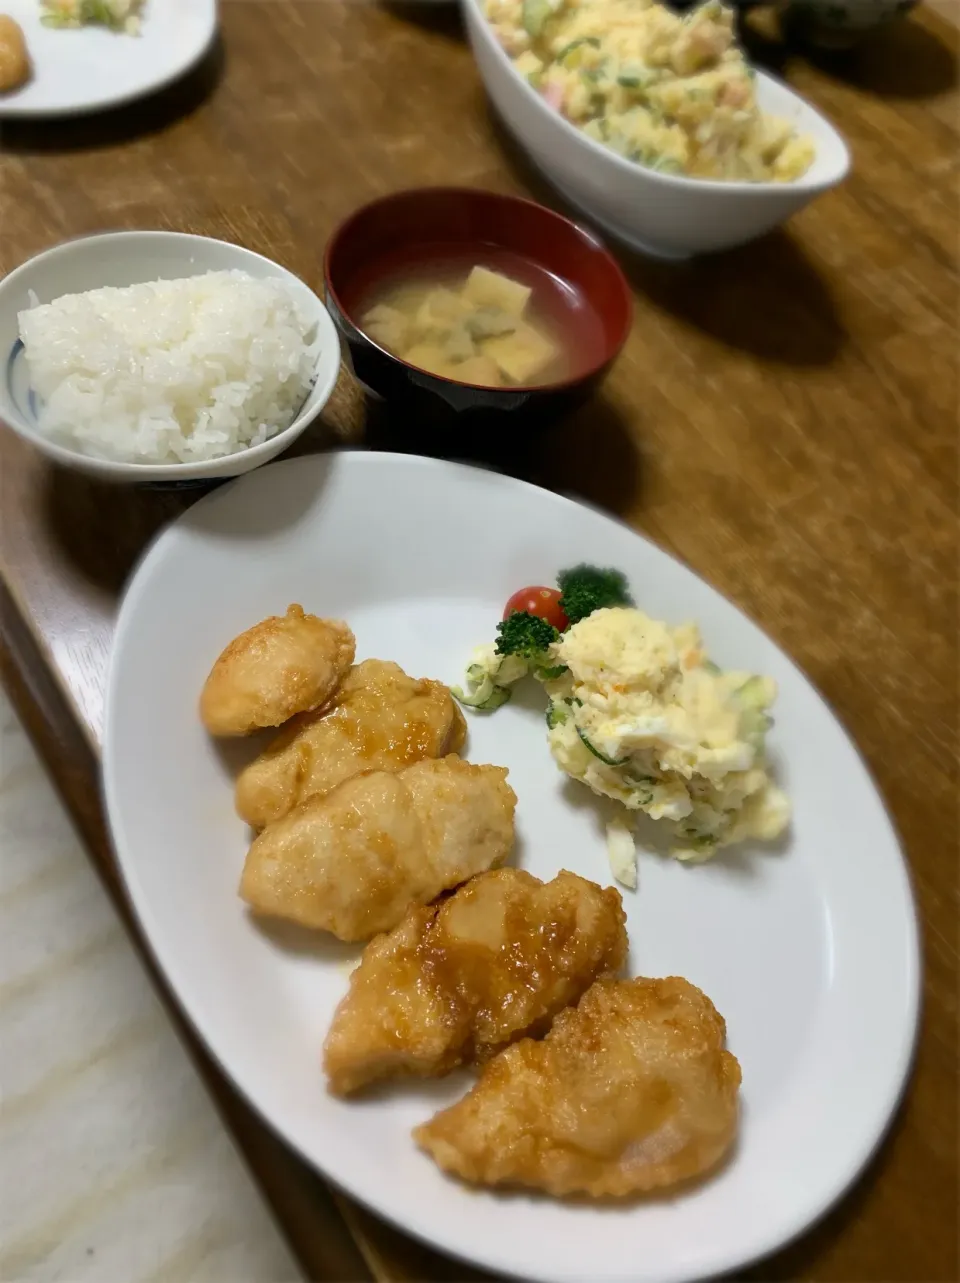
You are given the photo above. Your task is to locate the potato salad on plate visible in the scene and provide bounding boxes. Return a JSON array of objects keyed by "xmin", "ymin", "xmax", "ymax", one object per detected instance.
[
  {"xmin": 455, "ymin": 565, "xmax": 790, "ymax": 886},
  {"xmin": 40, "ymin": 0, "xmax": 144, "ymax": 32}
]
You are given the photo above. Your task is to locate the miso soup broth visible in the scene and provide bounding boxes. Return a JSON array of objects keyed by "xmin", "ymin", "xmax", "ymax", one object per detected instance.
[{"xmin": 356, "ymin": 250, "xmax": 606, "ymax": 388}]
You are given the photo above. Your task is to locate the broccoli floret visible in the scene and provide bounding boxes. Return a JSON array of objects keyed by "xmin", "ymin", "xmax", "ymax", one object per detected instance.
[
  {"xmin": 537, "ymin": 664, "xmax": 568, "ymax": 680},
  {"xmin": 557, "ymin": 564, "xmax": 634, "ymax": 625},
  {"xmin": 495, "ymin": 610, "xmax": 560, "ymax": 660}
]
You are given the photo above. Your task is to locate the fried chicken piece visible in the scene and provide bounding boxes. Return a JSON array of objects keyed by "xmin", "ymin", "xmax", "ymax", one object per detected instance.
[
  {"xmin": 240, "ymin": 756, "xmax": 517, "ymax": 941},
  {"xmin": 200, "ymin": 605, "xmax": 355, "ymax": 736},
  {"xmin": 415, "ymin": 977, "xmax": 741, "ymax": 1198},
  {"xmin": 323, "ymin": 868, "xmax": 627, "ymax": 1095},
  {"xmin": 235, "ymin": 659, "xmax": 467, "ymax": 829}
]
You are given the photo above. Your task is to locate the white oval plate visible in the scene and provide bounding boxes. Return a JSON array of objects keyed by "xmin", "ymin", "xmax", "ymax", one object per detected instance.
[
  {"xmin": 103, "ymin": 452, "xmax": 920, "ymax": 1283},
  {"xmin": 0, "ymin": 0, "xmax": 215, "ymax": 118}
]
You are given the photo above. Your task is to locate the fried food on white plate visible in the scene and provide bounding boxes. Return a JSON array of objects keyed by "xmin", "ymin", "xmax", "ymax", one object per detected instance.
[
  {"xmin": 240, "ymin": 756, "xmax": 517, "ymax": 941},
  {"xmin": 200, "ymin": 605, "xmax": 355, "ymax": 737},
  {"xmin": 414, "ymin": 976, "xmax": 741, "ymax": 1199},
  {"xmin": 323, "ymin": 868, "xmax": 627, "ymax": 1095},
  {"xmin": 235, "ymin": 659, "xmax": 467, "ymax": 829}
]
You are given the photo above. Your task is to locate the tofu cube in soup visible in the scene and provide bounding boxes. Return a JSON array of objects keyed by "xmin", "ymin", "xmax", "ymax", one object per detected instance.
[
  {"xmin": 441, "ymin": 324, "xmax": 478, "ymax": 364},
  {"xmin": 355, "ymin": 260, "xmax": 567, "ymax": 386},
  {"xmin": 466, "ymin": 308, "xmax": 518, "ymax": 340},
  {"xmin": 403, "ymin": 342, "xmax": 458, "ymax": 378},
  {"xmin": 453, "ymin": 354, "xmax": 503, "ymax": 386},
  {"xmin": 463, "ymin": 266, "xmax": 532, "ymax": 317},
  {"xmin": 482, "ymin": 321, "xmax": 558, "ymax": 384},
  {"xmin": 416, "ymin": 288, "xmax": 471, "ymax": 331},
  {"xmin": 363, "ymin": 303, "xmax": 410, "ymax": 352}
]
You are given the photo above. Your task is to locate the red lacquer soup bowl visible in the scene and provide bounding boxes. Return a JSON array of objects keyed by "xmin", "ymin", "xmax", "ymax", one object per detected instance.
[{"xmin": 323, "ymin": 187, "xmax": 632, "ymax": 450}]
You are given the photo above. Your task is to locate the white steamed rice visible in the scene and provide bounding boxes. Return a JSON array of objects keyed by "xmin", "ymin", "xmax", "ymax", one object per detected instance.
[{"xmin": 18, "ymin": 270, "xmax": 320, "ymax": 466}]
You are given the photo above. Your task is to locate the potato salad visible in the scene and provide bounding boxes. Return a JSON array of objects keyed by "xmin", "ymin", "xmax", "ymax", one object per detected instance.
[
  {"xmin": 484, "ymin": 0, "xmax": 815, "ymax": 182},
  {"xmin": 545, "ymin": 608, "xmax": 790, "ymax": 872},
  {"xmin": 454, "ymin": 567, "xmax": 790, "ymax": 888},
  {"xmin": 41, "ymin": 0, "xmax": 143, "ymax": 33}
]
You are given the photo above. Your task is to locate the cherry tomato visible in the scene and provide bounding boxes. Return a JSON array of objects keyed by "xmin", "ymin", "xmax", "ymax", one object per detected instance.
[{"xmin": 503, "ymin": 586, "xmax": 569, "ymax": 632}]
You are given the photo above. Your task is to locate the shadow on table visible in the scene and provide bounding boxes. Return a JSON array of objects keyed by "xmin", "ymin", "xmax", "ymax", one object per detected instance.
[
  {"xmin": 41, "ymin": 464, "xmax": 203, "ymax": 594},
  {"xmin": 39, "ymin": 425, "xmax": 350, "ymax": 594},
  {"xmin": 487, "ymin": 110, "xmax": 846, "ymax": 368},
  {"xmin": 37, "ymin": 394, "xmax": 643, "ymax": 593},
  {"xmin": 530, "ymin": 396, "xmax": 644, "ymax": 519},
  {"xmin": 784, "ymin": 13, "xmax": 957, "ymax": 99},
  {"xmin": 739, "ymin": 8, "xmax": 957, "ymax": 97},
  {"xmin": 622, "ymin": 231, "xmax": 846, "ymax": 367},
  {"xmin": 0, "ymin": 35, "xmax": 224, "ymax": 154},
  {"xmin": 381, "ymin": 1, "xmax": 466, "ymax": 43},
  {"xmin": 360, "ymin": 390, "xmax": 642, "ymax": 521}
]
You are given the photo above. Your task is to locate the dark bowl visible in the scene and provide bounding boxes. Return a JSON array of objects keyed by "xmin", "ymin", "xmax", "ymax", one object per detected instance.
[{"xmin": 323, "ymin": 187, "xmax": 632, "ymax": 459}]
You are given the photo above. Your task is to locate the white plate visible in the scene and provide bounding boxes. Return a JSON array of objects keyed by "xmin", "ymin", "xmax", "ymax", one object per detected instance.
[
  {"xmin": 0, "ymin": 0, "xmax": 216, "ymax": 118},
  {"xmin": 103, "ymin": 452, "xmax": 920, "ymax": 1283}
]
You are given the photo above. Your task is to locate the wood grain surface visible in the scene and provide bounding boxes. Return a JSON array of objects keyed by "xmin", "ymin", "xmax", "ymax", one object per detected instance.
[{"xmin": 1, "ymin": 2, "xmax": 958, "ymax": 1280}]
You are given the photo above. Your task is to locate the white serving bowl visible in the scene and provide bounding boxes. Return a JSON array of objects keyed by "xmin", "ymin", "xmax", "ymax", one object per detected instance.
[
  {"xmin": 0, "ymin": 231, "xmax": 342, "ymax": 485},
  {"xmin": 463, "ymin": 0, "xmax": 851, "ymax": 258}
]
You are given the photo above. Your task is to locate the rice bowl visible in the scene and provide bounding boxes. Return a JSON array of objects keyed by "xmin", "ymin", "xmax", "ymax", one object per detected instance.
[
  {"xmin": 19, "ymin": 271, "xmax": 320, "ymax": 465},
  {"xmin": 0, "ymin": 231, "xmax": 342, "ymax": 484}
]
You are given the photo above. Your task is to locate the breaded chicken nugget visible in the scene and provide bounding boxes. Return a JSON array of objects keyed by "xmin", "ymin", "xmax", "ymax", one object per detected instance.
[
  {"xmin": 235, "ymin": 659, "xmax": 466, "ymax": 828},
  {"xmin": 415, "ymin": 976, "xmax": 741, "ymax": 1198},
  {"xmin": 200, "ymin": 605, "xmax": 354, "ymax": 736},
  {"xmin": 324, "ymin": 868, "xmax": 627, "ymax": 1095},
  {"xmin": 240, "ymin": 756, "xmax": 517, "ymax": 941}
]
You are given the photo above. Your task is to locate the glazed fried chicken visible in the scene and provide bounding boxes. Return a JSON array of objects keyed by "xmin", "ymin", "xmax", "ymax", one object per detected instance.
[
  {"xmin": 323, "ymin": 868, "xmax": 627, "ymax": 1095},
  {"xmin": 240, "ymin": 756, "xmax": 517, "ymax": 941},
  {"xmin": 235, "ymin": 659, "xmax": 467, "ymax": 828},
  {"xmin": 200, "ymin": 605, "xmax": 355, "ymax": 736},
  {"xmin": 415, "ymin": 976, "xmax": 741, "ymax": 1198}
]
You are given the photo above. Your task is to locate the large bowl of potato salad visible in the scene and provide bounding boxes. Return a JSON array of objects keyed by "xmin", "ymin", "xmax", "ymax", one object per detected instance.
[{"xmin": 462, "ymin": 0, "xmax": 850, "ymax": 256}]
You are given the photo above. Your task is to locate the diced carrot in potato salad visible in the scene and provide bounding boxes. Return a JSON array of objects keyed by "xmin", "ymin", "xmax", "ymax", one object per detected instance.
[{"xmin": 485, "ymin": 0, "xmax": 815, "ymax": 182}]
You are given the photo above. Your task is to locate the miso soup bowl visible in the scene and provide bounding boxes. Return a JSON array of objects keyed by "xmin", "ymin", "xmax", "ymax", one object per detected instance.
[{"xmin": 323, "ymin": 187, "xmax": 632, "ymax": 454}]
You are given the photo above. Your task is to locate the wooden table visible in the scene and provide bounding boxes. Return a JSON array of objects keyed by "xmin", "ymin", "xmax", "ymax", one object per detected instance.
[{"xmin": 1, "ymin": 3, "xmax": 957, "ymax": 1279}]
